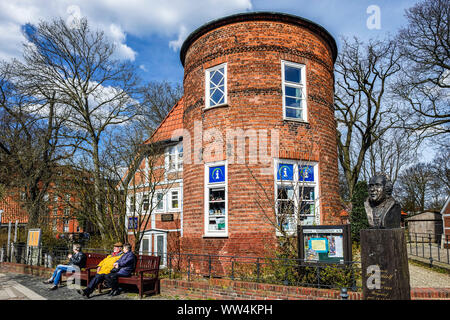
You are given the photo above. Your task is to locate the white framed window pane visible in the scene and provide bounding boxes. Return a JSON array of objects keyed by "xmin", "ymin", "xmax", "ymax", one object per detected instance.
[
  {"xmin": 156, "ymin": 193, "xmax": 164, "ymax": 210},
  {"xmin": 285, "ymin": 97, "xmax": 302, "ymax": 108},
  {"xmin": 142, "ymin": 238, "xmax": 150, "ymax": 254},
  {"xmin": 285, "ymin": 86, "xmax": 302, "ymax": 98},
  {"xmin": 143, "ymin": 194, "xmax": 149, "ymax": 210},
  {"xmin": 171, "ymin": 191, "xmax": 179, "ymax": 209},
  {"xmin": 210, "ymin": 68, "xmax": 224, "ymax": 85},
  {"xmin": 206, "ymin": 64, "xmax": 227, "ymax": 108},
  {"xmin": 286, "ymin": 107, "xmax": 302, "ymax": 118},
  {"xmin": 284, "ymin": 65, "xmax": 301, "ymax": 83},
  {"xmin": 205, "ymin": 162, "xmax": 227, "ymax": 235},
  {"xmin": 156, "ymin": 235, "xmax": 164, "ymax": 257}
]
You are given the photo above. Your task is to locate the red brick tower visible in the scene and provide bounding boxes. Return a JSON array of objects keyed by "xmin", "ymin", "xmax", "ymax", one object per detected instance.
[{"xmin": 180, "ymin": 12, "xmax": 339, "ymax": 257}]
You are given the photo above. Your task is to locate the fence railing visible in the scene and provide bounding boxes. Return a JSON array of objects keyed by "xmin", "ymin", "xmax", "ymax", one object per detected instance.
[
  {"xmin": 163, "ymin": 252, "xmax": 361, "ymax": 291},
  {"xmin": 0, "ymin": 243, "xmax": 361, "ymax": 292},
  {"xmin": 406, "ymin": 232, "xmax": 449, "ymax": 267}
]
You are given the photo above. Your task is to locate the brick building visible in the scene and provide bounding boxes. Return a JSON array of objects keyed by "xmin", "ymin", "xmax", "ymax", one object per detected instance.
[
  {"xmin": 0, "ymin": 168, "xmax": 88, "ymax": 236},
  {"xmin": 127, "ymin": 12, "xmax": 340, "ymax": 259}
]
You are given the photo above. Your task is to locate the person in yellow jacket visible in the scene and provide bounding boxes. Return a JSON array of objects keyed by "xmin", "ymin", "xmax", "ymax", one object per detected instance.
[{"xmin": 78, "ymin": 242, "xmax": 123, "ymax": 298}]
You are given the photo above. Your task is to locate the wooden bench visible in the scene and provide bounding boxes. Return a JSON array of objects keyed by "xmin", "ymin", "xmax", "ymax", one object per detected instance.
[
  {"xmin": 90, "ymin": 254, "xmax": 161, "ymax": 298},
  {"xmin": 67, "ymin": 253, "xmax": 161, "ymax": 298},
  {"xmin": 77, "ymin": 252, "xmax": 107, "ymax": 283}
]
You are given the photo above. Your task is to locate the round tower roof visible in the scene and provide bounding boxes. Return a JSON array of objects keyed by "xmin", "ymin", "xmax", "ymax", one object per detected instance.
[{"xmin": 180, "ymin": 11, "xmax": 338, "ymax": 66}]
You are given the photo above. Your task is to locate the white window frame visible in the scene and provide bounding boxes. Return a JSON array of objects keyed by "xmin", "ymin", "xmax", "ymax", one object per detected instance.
[
  {"xmin": 204, "ymin": 160, "xmax": 228, "ymax": 237},
  {"xmin": 205, "ymin": 63, "xmax": 227, "ymax": 109},
  {"xmin": 166, "ymin": 142, "xmax": 183, "ymax": 172},
  {"xmin": 140, "ymin": 234, "xmax": 152, "ymax": 255},
  {"xmin": 153, "ymin": 232, "xmax": 167, "ymax": 267},
  {"xmin": 281, "ymin": 60, "xmax": 307, "ymax": 122},
  {"xmin": 139, "ymin": 232, "xmax": 168, "ymax": 267},
  {"xmin": 129, "ymin": 195, "xmax": 136, "ymax": 214},
  {"xmin": 169, "ymin": 188, "xmax": 181, "ymax": 211},
  {"xmin": 154, "ymin": 191, "xmax": 165, "ymax": 213},
  {"xmin": 274, "ymin": 159, "xmax": 319, "ymax": 236},
  {"xmin": 63, "ymin": 219, "xmax": 69, "ymax": 233}
]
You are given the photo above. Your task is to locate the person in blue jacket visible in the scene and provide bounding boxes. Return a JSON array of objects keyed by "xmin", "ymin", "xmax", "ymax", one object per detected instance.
[{"xmin": 104, "ymin": 243, "xmax": 136, "ymax": 296}]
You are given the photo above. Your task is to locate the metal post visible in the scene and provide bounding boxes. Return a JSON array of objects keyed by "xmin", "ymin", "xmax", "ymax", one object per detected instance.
[
  {"xmin": 340, "ymin": 287, "xmax": 349, "ymax": 300},
  {"xmin": 316, "ymin": 265, "xmax": 321, "ymax": 288},
  {"xmin": 445, "ymin": 235, "xmax": 450, "ymax": 264},
  {"xmin": 415, "ymin": 233, "xmax": 418, "ymax": 255},
  {"xmin": 13, "ymin": 220, "xmax": 18, "ymax": 242},
  {"xmin": 422, "ymin": 235, "xmax": 425, "ymax": 257},
  {"xmin": 428, "ymin": 234, "xmax": 433, "ymax": 267},
  {"xmin": 208, "ymin": 255, "xmax": 212, "ymax": 278},
  {"xmin": 7, "ymin": 222, "xmax": 11, "ymax": 261},
  {"xmin": 187, "ymin": 255, "xmax": 191, "ymax": 281},
  {"xmin": 256, "ymin": 258, "xmax": 261, "ymax": 282},
  {"xmin": 231, "ymin": 257, "xmax": 235, "ymax": 280}
]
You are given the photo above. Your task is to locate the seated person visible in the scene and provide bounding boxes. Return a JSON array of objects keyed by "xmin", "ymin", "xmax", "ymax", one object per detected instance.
[
  {"xmin": 43, "ymin": 243, "xmax": 86, "ymax": 290},
  {"xmin": 105, "ymin": 243, "xmax": 136, "ymax": 296},
  {"xmin": 77, "ymin": 242, "xmax": 123, "ymax": 298}
]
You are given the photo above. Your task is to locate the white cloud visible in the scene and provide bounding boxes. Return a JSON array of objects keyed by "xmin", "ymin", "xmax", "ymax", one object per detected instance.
[
  {"xmin": 0, "ymin": 0, "xmax": 253, "ymax": 62},
  {"xmin": 169, "ymin": 25, "xmax": 188, "ymax": 51}
]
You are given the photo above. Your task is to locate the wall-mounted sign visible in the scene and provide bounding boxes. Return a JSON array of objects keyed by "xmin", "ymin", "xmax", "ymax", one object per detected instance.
[
  {"xmin": 299, "ymin": 165, "xmax": 314, "ymax": 182},
  {"xmin": 209, "ymin": 165, "xmax": 225, "ymax": 183},
  {"xmin": 277, "ymin": 163, "xmax": 294, "ymax": 181},
  {"xmin": 298, "ymin": 225, "xmax": 351, "ymax": 265},
  {"xmin": 128, "ymin": 217, "xmax": 138, "ymax": 230},
  {"xmin": 161, "ymin": 214, "xmax": 174, "ymax": 222},
  {"xmin": 27, "ymin": 228, "xmax": 42, "ymax": 247}
]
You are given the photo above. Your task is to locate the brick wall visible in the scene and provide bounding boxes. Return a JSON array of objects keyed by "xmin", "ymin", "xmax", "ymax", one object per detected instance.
[{"xmin": 1, "ymin": 262, "xmax": 448, "ymax": 300}]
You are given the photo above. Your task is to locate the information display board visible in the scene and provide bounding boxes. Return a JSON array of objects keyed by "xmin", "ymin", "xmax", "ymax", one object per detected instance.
[
  {"xmin": 298, "ymin": 225, "xmax": 351, "ymax": 265},
  {"xmin": 27, "ymin": 228, "xmax": 41, "ymax": 247}
]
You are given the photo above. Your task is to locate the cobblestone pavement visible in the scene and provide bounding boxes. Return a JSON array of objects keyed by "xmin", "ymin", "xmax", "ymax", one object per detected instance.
[{"xmin": 0, "ymin": 272, "xmax": 176, "ymax": 300}]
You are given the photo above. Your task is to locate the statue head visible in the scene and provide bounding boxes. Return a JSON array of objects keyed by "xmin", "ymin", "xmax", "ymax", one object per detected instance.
[{"xmin": 368, "ymin": 173, "xmax": 393, "ymax": 205}]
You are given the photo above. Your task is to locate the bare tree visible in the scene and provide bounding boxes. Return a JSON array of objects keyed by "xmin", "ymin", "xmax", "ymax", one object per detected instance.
[
  {"xmin": 136, "ymin": 81, "xmax": 183, "ymax": 134},
  {"xmin": 334, "ymin": 37, "xmax": 402, "ymax": 200},
  {"xmin": 0, "ymin": 62, "xmax": 74, "ymax": 228},
  {"xmin": 362, "ymin": 128, "xmax": 419, "ymax": 186},
  {"xmin": 9, "ymin": 17, "xmax": 140, "ymax": 240},
  {"xmin": 394, "ymin": 0, "xmax": 450, "ymax": 138}
]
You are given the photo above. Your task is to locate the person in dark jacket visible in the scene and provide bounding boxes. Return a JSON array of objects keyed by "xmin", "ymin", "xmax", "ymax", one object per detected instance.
[
  {"xmin": 43, "ymin": 243, "xmax": 87, "ymax": 290},
  {"xmin": 104, "ymin": 243, "xmax": 136, "ymax": 296}
]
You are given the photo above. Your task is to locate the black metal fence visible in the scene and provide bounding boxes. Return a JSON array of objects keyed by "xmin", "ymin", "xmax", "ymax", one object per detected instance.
[
  {"xmin": 406, "ymin": 233, "xmax": 450, "ymax": 267},
  {"xmin": 0, "ymin": 243, "xmax": 361, "ymax": 292},
  {"xmin": 0, "ymin": 243, "xmax": 110, "ymax": 268},
  {"xmin": 163, "ymin": 252, "xmax": 361, "ymax": 291}
]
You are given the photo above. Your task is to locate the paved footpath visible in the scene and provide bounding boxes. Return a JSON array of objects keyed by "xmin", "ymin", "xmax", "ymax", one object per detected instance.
[
  {"xmin": 0, "ymin": 272, "xmax": 175, "ymax": 300},
  {"xmin": 0, "ymin": 273, "xmax": 46, "ymax": 300}
]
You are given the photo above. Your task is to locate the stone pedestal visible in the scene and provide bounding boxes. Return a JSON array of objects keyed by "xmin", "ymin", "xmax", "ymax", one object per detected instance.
[{"xmin": 360, "ymin": 228, "xmax": 411, "ymax": 300}]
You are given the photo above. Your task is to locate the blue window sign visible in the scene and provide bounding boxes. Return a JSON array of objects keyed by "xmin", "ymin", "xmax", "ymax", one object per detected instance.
[
  {"xmin": 128, "ymin": 217, "xmax": 138, "ymax": 230},
  {"xmin": 209, "ymin": 165, "xmax": 225, "ymax": 183},
  {"xmin": 299, "ymin": 165, "xmax": 314, "ymax": 182},
  {"xmin": 277, "ymin": 163, "xmax": 293, "ymax": 181}
]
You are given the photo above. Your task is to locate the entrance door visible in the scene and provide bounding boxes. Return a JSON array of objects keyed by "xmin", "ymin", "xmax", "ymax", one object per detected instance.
[{"xmin": 153, "ymin": 233, "xmax": 167, "ymax": 267}]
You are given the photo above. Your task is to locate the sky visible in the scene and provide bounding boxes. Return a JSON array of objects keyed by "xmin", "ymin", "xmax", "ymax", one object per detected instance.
[{"xmin": 0, "ymin": 0, "xmax": 419, "ymax": 85}]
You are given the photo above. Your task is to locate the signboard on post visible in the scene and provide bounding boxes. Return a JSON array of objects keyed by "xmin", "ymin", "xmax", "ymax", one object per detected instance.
[
  {"xmin": 298, "ymin": 224, "xmax": 352, "ymax": 265},
  {"xmin": 26, "ymin": 228, "xmax": 42, "ymax": 266},
  {"xmin": 27, "ymin": 229, "xmax": 42, "ymax": 247}
]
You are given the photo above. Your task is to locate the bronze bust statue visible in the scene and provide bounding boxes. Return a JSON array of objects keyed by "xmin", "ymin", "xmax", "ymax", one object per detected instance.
[{"xmin": 364, "ymin": 174, "xmax": 401, "ymax": 229}]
